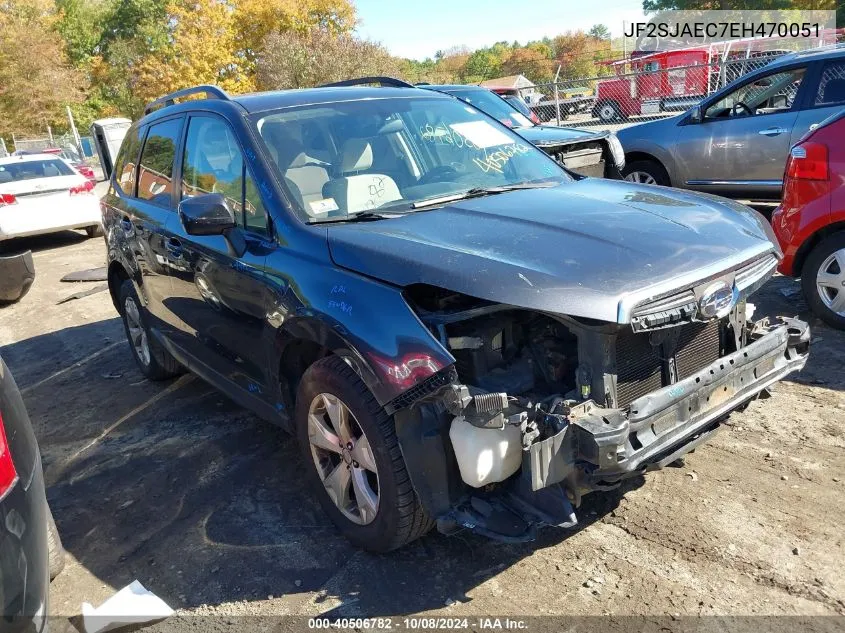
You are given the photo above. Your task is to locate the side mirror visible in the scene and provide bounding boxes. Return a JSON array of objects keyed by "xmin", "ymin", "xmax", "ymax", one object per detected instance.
[
  {"xmin": 688, "ymin": 105, "xmax": 703, "ymax": 124},
  {"xmin": 178, "ymin": 193, "xmax": 236, "ymax": 236}
]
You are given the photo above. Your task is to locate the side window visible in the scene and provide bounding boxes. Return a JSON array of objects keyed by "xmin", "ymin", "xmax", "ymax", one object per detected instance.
[
  {"xmin": 705, "ymin": 67, "xmax": 806, "ymax": 119},
  {"xmin": 112, "ymin": 127, "xmax": 143, "ymax": 196},
  {"xmin": 814, "ymin": 62, "xmax": 845, "ymax": 107},
  {"xmin": 182, "ymin": 116, "xmax": 269, "ymax": 236},
  {"xmin": 137, "ymin": 118, "xmax": 182, "ymax": 207}
]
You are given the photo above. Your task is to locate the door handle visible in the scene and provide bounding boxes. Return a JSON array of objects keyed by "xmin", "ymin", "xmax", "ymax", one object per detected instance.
[{"xmin": 758, "ymin": 127, "xmax": 788, "ymax": 136}]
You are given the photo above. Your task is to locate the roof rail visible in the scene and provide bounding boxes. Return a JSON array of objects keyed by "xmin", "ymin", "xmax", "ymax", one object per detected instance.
[
  {"xmin": 143, "ymin": 85, "xmax": 230, "ymax": 116},
  {"xmin": 318, "ymin": 76, "xmax": 415, "ymax": 89}
]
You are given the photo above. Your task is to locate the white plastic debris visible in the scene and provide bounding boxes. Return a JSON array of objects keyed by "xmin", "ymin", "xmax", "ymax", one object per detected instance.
[{"xmin": 82, "ymin": 580, "xmax": 174, "ymax": 633}]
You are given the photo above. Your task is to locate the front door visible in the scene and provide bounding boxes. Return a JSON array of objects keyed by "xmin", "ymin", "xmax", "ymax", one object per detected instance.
[
  {"xmin": 672, "ymin": 65, "xmax": 809, "ymax": 199},
  {"xmin": 164, "ymin": 113, "xmax": 276, "ymax": 403}
]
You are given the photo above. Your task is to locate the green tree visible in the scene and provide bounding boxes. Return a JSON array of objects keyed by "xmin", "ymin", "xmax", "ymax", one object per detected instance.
[{"xmin": 588, "ymin": 24, "xmax": 611, "ymax": 40}]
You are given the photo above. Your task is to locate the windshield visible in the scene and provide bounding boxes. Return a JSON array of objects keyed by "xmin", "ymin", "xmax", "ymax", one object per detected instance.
[
  {"xmin": 444, "ymin": 89, "xmax": 534, "ymax": 128},
  {"xmin": 255, "ymin": 96, "xmax": 568, "ymax": 222}
]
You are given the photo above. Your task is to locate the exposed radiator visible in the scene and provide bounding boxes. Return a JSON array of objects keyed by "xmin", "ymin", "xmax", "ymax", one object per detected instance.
[{"xmin": 615, "ymin": 320, "xmax": 722, "ymax": 408}]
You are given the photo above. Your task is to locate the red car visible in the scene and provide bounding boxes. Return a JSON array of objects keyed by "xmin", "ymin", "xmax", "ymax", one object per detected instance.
[{"xmin": 772, "ymin": 109, "xmax": 845, "ymax": 329}]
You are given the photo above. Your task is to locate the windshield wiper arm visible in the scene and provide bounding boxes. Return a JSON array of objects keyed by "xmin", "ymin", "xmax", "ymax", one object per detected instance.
[
  {"xmin": 308, "ymin": 211, "xmax": 399, "ymax": 225},
  {"xmin": 412, "ymin": 182, "xmax": 558, "ymax": 209}
]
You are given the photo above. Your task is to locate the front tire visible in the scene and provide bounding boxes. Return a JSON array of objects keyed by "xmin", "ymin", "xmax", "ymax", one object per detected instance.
[
  {"xmin": 597, "ymin": 101, "xmax": 623, "ymax": 123},
  {"xmin": 86, "ymin": 225, "xmax": 104, "ymax": 238},
  {"xmin": 118, "ymin": 279, "xmax": 182, "ymax": 380},
  {"xmin": 802, "ymin": 232, "xmax": 845, "ymax": 330},
  {"xmin": 623, "ymin": 159, "xmax": 671, "ymax": 187},
  {"xmin": 296, "ymin": 356, "xmax": 432, "ymax": 552}
]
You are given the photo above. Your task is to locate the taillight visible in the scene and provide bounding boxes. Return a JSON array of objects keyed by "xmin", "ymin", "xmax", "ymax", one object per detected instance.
[
  {"xmin": 786, "ymin": 142, "xmax": 829, "ymax": 181},
  {"xmin": 69, "ymin": 180, "xmax": 95, "ymax": 196},
  {"xmin": 0, "ymin": 412, "xmax": 18, "ymax": 497},
  {"xmin": 782, "ymin": 141, "xmax": 830, "ymax": 212}
]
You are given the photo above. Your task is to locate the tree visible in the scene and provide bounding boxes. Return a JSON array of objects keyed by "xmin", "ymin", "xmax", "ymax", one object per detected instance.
[
  {"xmin": 588, "ymin": 24, "xmax": 611, "ymax": 40},
  {"xmin": 256, "ymin": 28, "xmax": 403, "ymax": 90},
  {"xmin": 500, "ymin": 48, "xmax": 555, "ymax": 84},
  {"xmin": 133, "ymin": 0, "xmax": 251, "ymax": 108},
  {"xmin": 234, "ymin": 0, "xmax": 357, "ymax": 67},
  {"xmin": 0, "ymin": 0, "xmax": 82, "ymax": 136}
]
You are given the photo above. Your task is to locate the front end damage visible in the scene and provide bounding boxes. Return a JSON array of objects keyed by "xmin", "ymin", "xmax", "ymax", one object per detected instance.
[{"xmin": 391, "ymin": 277, "xmax": 810, "ymax": 543}]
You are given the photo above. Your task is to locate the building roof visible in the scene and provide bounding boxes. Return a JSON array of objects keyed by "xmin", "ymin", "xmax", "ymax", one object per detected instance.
[{"xmin": 479, "ymin": 75, "xmax": 535, "ymax": 90}]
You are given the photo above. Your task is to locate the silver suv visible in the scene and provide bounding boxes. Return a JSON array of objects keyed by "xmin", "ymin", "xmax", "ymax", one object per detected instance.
[{"xmin": 617, "ymin": 46, "xmax": 845, "ymax": 200}]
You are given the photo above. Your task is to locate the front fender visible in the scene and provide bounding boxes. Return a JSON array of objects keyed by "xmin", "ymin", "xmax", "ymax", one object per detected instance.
[{"xmin": 270, "ymin": 258, "xmax": 455, "ymax": 408}]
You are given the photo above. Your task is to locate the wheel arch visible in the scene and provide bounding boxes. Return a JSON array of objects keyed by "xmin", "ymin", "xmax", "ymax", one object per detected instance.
[
  {"xmin": 107, "ymin": 260, "xmax": 130, "ymax": 312},
  {"xmin": 622, "ymin": 151, "xmax": 673, "ymax": 186},
  {"xmin": 792, "ymin": 222, "xmax": 845, "ymax": 277}
]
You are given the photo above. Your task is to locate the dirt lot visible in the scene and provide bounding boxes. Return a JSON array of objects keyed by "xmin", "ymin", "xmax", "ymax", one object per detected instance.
[{"xmin": 1, "ymin": 229, "xmax": 844, "ymax": 627}]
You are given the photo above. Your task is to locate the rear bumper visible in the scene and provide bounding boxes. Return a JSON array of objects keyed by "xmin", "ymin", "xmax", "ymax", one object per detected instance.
[{"xmin": 526, "ymin": 317, "xmax": 810, "ymax": 494}]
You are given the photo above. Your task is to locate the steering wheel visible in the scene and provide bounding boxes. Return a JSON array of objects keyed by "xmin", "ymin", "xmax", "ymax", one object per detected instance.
[
  {"xmin": 731, "ymin": 101, "xmax": 754, "ymax": 117},
  {"xmin": 417, "ymin": 165, "xmax": 462, "ymax": 186}
]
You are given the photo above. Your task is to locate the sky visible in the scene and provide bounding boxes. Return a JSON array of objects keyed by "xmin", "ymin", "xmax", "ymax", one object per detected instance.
[{"xmin": 354, "ymin": 0, "xmax": 649, "ymax": 60}]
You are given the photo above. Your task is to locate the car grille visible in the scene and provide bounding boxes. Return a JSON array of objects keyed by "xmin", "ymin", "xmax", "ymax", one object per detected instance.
[{"xmin": 615, "ymin": 320, "xmax": 722, "ymax": 408}]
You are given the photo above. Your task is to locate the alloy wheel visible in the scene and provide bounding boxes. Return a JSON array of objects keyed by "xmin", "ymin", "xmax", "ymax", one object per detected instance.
[
  {"xmin": 124, "ymin": 296, "xmax": 151, "ymax": 367},
  {"xmin": 815, "ymin": 248, "xmax": 845, "ymax": 316},
  {"xmin": 624, "ymin": 171, "xmax": 657, "ymax": 185},
  {"xmin": 307, "ymin": 393, "xmax": 379, "ymax": 525}
]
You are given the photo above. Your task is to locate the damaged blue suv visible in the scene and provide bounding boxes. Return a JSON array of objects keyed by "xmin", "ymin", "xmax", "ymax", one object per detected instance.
[{"xmin": 102, "ymin": 82, "xmax": 809, "ymax": 552}]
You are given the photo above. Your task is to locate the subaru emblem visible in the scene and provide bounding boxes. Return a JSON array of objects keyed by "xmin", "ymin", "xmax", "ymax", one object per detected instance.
[{"xmin": 698, "ymin": 281, "xmax": 737, "ymax": 319}]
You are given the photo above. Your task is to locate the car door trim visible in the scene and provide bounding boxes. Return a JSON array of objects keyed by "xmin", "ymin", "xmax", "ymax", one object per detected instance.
[{"xmin": 685, "ymin": 179, "xmax": 782, "ymax": 187}]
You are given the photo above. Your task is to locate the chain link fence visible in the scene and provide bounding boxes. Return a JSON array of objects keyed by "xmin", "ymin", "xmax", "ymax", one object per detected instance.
[{"xmin": 528, "ymin": 53, "xmax": 792, "ymax": 132}]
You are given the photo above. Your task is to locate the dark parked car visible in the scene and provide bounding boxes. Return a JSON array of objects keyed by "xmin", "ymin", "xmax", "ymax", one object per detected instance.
[
  {"xmin": 103, "ymin": 83, "xmax": 808, "ymax": 552},
  {"xmin": 773, "ymin": 108, "xmax": 845, "ymax": 329},
  {"xmin": 0, "ymin": 353, "xmax": 64, "ymax": 631},
  {"xmin": 414, "ymin": 82, "xmax": 625, "ymax": 179},
  {"xmin": 617, "ymin": 46, "xmax": 845, "ymax": 199}
]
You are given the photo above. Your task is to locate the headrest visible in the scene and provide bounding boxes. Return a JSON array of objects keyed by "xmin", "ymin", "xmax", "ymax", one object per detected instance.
[{"xmin": 340, "ymin": 139, "xmax": 373, "ymax": 173}]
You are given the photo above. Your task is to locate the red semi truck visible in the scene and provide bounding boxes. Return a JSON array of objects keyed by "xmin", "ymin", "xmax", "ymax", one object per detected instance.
[{"xmin": 591, "ymin": 43, "xmax": 796, "ymax": 123}]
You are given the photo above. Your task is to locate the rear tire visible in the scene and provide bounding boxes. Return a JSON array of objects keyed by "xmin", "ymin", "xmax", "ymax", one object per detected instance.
[
  {"xmin": 86, "ymin": 225, "xmax": 104, "ymax": 238},
  {"xmin": 47, "ymin": 506, "xmax": 65, "ymax": 581},
  {"xmin": 622, "ymin": 159, "xmax": 671, "ymax": 187},
  {"xmin": 801, "ymin": 232, "xmax": 845, "ymax": 330},
  {"xmin": 118, "ymin": 279, "xmax": 182, "ymax": 380},
  {"xmin": 296, "ymin": 355, "xmax": 433, "ymax": 552}
]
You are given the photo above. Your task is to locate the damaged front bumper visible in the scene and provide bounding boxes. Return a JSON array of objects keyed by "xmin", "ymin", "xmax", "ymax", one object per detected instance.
[{"xmin": 526, "ymin": 316, "xmax": 810, "ymax": 497}]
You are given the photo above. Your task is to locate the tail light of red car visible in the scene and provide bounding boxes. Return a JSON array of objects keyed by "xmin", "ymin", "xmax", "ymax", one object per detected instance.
[
  {"xmin": 781, "ymin": 141, "xmax": 830, "ymax": 211},
  {"xmin": 0, "ymin": 412, "xmax": 19, "ymax": 497},
  {"xmin": 69, "ymin": 180, "xmax": 95, "ymax": 196},
  {"xmin": 0, "ymin": 193, "xmax": 17, "ymax": 206}
]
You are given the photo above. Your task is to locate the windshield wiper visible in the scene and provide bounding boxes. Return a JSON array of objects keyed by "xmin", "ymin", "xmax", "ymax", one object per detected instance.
[
  {"xmin": 412, "ymin": 181, "xmax": 558, "ymax": 209},
  {"xmin": 308, "ymin": 211, "xmax": 400, "ymax": 225}
]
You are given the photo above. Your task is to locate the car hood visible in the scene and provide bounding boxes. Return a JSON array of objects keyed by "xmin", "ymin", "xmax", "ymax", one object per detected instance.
[
  {"xmin": 616, "ymin": 113, "xmax": 683, "ymax": 144},
  {"xmin": 326, "ymin": 179, "xmax": 778, "ymax": 323},
  {"xmin": 515, "ymin": 125, "xmax": 605, "ymax": 147}
]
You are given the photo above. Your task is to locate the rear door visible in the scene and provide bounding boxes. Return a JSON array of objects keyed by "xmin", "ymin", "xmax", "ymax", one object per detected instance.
[
  {"xmin": 123, "ymin": 116, "xmax": 185, "ymax": 332},
  {"xmin": 164, "ymin": 113, "xmax": 274, "ymax": 401},
  {"xmin": 790, "ymin": 58, "xmax": 845, "ymax": 146}
]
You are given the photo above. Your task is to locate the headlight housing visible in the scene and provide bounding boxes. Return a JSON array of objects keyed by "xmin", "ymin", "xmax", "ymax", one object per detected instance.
[{"xmin": 607, "ymin": 132, "xmax": 625, "ymax": 170}]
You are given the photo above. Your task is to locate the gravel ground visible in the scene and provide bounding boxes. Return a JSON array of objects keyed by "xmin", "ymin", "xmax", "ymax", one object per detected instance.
[{"xmin": 0, "ymin": 230, "xmax": 843, "ymax": 629}]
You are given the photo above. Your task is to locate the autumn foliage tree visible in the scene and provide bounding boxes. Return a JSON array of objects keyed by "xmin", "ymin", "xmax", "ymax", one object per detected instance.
[
  {"xmin": 0, "ymin": 0, "xmax": 82, "ymax": 137},
  {"xmin": 256, "ymin": 28, "xmax": 403, "ymax": 90}
]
